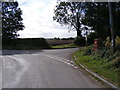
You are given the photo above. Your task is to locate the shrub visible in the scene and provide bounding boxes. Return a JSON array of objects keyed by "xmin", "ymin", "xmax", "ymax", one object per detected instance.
[
  {"xmin": 83, "ymin": 45, "xmax": 93, "ymax": 56},
  {"xmin": 115, "ymin": 36, "xmax": 120, "ymax": 50},
  {"xmin": 87, "ymin": 32, "xmax": 96, "ymax": 45},
  {"xmin": 104, "ymin": 36, "xmax": 120, "ymax": 50},
  {"xmin": 73, "ymin": 37, "xmax": 85, "ymax": 46},
  {"xmin": 111, "ymin": 57, "xmax": 120, "ymax": 69},
  {"xmin": 105, "ymin": 37, "xmax": 111, "ymax": 49},
  {"xmin": 115, "ymin": 36, "xmax": 120, "ymax": 45}
]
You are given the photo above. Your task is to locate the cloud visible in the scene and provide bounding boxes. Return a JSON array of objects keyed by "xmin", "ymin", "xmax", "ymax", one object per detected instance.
[{"xmin": 17, "ymin": 0, "xmax": 76, "ymax": 38}]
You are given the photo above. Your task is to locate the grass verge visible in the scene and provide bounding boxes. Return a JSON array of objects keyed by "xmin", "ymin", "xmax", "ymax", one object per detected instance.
[{"xmin": 73, "ymin": 48, "xmax": 119, "ymax": 88}]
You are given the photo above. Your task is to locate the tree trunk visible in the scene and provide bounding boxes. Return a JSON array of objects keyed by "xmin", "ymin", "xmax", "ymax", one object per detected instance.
[{"xmin": 76, "ymin": 12, "xmax": 81, "ymax": 37}]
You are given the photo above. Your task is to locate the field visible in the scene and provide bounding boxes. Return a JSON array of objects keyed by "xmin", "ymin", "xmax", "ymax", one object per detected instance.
[{"xmin": 47, "ymin": 39, "xmax": 73, "ymax": 46}]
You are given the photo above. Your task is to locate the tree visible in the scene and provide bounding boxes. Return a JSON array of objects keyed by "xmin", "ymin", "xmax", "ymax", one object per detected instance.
[
  {"xmin": 115, "ymin": 2, "xmax": 120, "ymax": 37},
  {"xmin": 53, "ymin": 2, "xmax": 120, "ymax": 40},
  {"xmin": 81, "ymin": 2, "xmax": 120, "ymax": 52},
  {"xmin": 1, "ymin": 2, "xmax": 24, "ymax": 45},
  {"xmin": 81, "ymin": 2, "xmax": 120, "ymax": 39},
  {"xmin": 81, "ymin": 2, "xmax": 109, "ymax": 39},
  {"xmin": 108, "ymin": 2, "xmax": 115, "ymax": 53},
  {"xmin": 53, "ymin": 2, "xmax": 84, "ymax": 37}
]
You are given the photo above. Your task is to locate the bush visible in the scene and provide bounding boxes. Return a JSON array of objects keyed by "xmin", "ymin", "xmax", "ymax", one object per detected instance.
[
  {"xmin": 83, "ymin": 45, "xmax": 94, "ymax": 56},
  {"xmin": 115, "ymin": 36, "xmax": 120, "ymax": 45},
  {"xmin": 104, "ymin": 36, "xmax": 120, "ymax": 50},
  {"xmin": 80, "ymin": 35, "xmax": 120, "ymax": 73},
  {"xmin": 110, "ymin": 57, "xmax": 120, "ymax": 69},
  {"xmin": 87, "ymin": 32, "xmax": 96, "ymax": 45},
  {"xmin": 73, "ymin": 37, "xmax": 85, "ymax": 46},
  {"xmin": 3, "ymin": 38, "xmax": 18, "ymax": 47},
  {"xmin": 17, "ymin": 38, "xmax": 50, "ymax": 48},
  {"xmin": 105, "ymin": 37, "xmax": 111, "ymax": 49},
  {"xmin": 115, "ymin": 36, "xmax": 120, "ymax": 50}
]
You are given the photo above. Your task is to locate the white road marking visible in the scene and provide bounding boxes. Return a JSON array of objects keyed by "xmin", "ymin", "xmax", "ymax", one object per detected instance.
[
  {"xmin": 44, "ymin": 54, "xmax": 78, "ymax": 69},
  {"xmin": 31, "ymin": 53, "xmax": 78, "ymax": 69}
]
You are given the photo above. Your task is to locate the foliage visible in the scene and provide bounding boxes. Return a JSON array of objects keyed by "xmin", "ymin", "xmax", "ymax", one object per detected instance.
[
  {"xmin": 53, "ymin": 2, "xmax": 83, "ymax": 37},
  {"xmin": 87, "ymin": 32, "xmax": 96, "ymax": 45},
  {"xmin": 110, "ymin": 57, "xmax": 120, "ymax": 69},
  {"xmin": 2, "ymin": 2, "xmax": 24, "ymax": 45},
  {"xmin": 105, "ymin": 37, "xmax": 111, "ymax": 49},
  {"xmin": 54, "ymin": 37, "xmax": 60, "ymax": 40},
  {"xmin": 81, "ymin": 2, "xmax": 120, "ymax": 39},
  {"xmin": 83, "ymin": 45, "xmax": 120, "ymax": 71},
  {"xmin": 83, "ymin": 45, "xmax": 93, "ymax": 56},
  {"xmin": 73, "ymin": 37, "xmax": 85, "ymax": 46},
  {"xmin": 73, "ymin": 49, "xmax": 119, "ymax": 86},
  {"xmin": 104, "ymin": 36, "xmax": 120, "ymax": 50},
  {"xmin": 115, "ymin": 36, "xmax": 120, "ymax": 49},
  {"xmin": 53, "ymin": 2, "xmax": 120, "ymax": 39},
  {"xmin": 74, "ymin": 35, "xmax": 120, "ymax": 86}
]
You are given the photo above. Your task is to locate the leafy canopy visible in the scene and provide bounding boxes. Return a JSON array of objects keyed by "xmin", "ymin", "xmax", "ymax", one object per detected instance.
[
  {"xmin": 2, "ymin": 2, "xmax": 24, "ymax": 40},
  {"xmin": 53, "ymin": 2, "xmax": 84, "ymax": 37},
  {"xmin": 53, "ymin": 2, "xmax": 120, "ymax": 39}
]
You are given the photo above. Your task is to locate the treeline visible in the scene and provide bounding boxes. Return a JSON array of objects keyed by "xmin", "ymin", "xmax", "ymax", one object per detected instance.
[{"xmin": 50, "ymin": 37, "xmax": 75, "ymax": 40}]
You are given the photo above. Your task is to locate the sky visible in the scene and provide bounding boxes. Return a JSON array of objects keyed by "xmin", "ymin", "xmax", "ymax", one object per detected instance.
[{"xmin": 16, "ymin": 0, "xmax": 77, "ymax": 38}]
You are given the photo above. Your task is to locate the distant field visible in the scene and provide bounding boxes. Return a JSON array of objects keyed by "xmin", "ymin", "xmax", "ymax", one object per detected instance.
[
  {"xmin": 52, "ymin": 44, "xmax": 78, "ymax": 49},
  {"xmin": 47, "ymin": 39, "xmax": 73, "ymax": 46}
]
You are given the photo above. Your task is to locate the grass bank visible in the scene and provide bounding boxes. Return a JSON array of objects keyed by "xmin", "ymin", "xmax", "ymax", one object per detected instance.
[{"xmin": 73, "ymin": 47, "xmax": 119, "ymax": 87}]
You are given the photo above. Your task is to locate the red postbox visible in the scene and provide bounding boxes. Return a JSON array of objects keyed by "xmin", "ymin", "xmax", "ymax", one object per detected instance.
[{"xmin": 94, "ymin": 39, "xmax": 99, "ymax": 50}]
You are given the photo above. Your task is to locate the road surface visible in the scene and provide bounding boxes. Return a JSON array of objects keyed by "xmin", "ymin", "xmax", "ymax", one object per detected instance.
[{"xmin": 2, "ymin": 48, "xmax": 103, "ymax": 88}]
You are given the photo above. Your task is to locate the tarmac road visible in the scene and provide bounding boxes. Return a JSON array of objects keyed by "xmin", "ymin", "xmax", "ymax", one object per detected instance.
[{"xmin": 2, "ymin": 48, "xmax": 103, "ymax": 88}]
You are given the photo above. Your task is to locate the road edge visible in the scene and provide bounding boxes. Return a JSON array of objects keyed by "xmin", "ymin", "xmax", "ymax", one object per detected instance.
[{"xmin": 73, "ymin": 55, "xmax": 119, "ymax": 89}]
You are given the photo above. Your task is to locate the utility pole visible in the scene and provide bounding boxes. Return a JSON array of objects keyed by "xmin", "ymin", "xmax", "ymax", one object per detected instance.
[
  {"xmin": 108, "ymin": 2, "xmax": 115, "ymax": 53},
  {"xmin": 85, "ymin": 29, "xmax": 88, "ymax": 46}
]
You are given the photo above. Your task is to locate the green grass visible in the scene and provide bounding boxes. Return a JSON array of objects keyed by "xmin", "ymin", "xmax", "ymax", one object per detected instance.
[
  {"xmin": 73, "ymin": 48, "xmax": 119, "ymax": 87},
  {"xmin": 52, "ymin": 44, "xmax": 78, "ymax": 49}
]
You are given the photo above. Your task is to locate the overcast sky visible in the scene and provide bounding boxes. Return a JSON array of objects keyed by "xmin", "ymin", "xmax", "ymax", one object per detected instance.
[{"xmin": 16, "ymin": 0, "xmax": 77, "ymax": 38}]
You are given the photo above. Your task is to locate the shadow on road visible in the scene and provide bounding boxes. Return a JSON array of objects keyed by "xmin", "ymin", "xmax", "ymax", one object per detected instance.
[{"xmin": 2, "ymin": 50, "xmax": 43, "ymax": 55}]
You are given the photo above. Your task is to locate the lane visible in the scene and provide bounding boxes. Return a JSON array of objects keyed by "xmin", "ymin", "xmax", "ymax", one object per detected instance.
[
  {"xmin": 2, "ymin": 48, "xmax": 103, "ymax": 88},
  {"xmin": 43, "ymin": 48, "xmax": 78, "ymax": 61}
]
